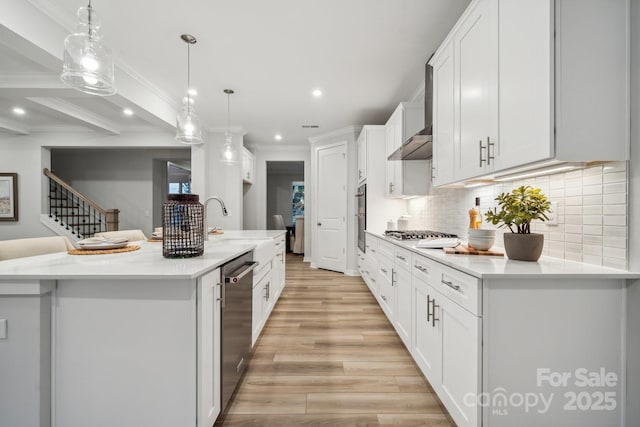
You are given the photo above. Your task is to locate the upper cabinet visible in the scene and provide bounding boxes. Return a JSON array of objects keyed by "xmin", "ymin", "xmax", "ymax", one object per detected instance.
[
  {"xmin": 242, "ymin": 147, "xmax": 255, "ymax": 184},
  {"xmin": 430, "ymin": 0, "xmax": 629, "ymax": 186},
  {"xmin": 385, "ymin": 103, "xmax": 429, "ymax": 198}
]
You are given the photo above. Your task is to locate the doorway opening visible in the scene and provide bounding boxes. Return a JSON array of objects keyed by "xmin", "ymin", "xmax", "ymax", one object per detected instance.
[{"xmin": 266, "ymin": 161, "xmax": 304, "ymax": 229}]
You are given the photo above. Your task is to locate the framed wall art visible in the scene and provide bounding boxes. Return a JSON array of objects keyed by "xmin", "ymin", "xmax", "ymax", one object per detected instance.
[{"xmin": 0, "ymin": 173, "xmax": 18, "ymax": 221}]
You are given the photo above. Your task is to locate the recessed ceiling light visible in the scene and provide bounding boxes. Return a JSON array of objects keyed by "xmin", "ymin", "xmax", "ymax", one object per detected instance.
[
  {"xmin": 312, "ymin": 89, "xmax": 323, "ymax": 97},
  {"xmin": 123, "ymin": 108, "xmax": 134, "ymax": 116},
  {"xmin": 274, "ymin": 134, "xmax": 282, "ymax": 141},
  {"xmin": 12, "ymin": 107, "xmax": 25, "ymax": 115},
  {"xmin": 188, "ymin": 88, "xmax": 198, "ymax": 97}
]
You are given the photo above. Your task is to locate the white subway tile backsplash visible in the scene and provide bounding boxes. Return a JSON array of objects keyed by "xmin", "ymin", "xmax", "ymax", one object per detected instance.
[
  {"xmin": 583, "ymin": 195, "xmax": 603, "ymax": 206},
  {"xmin": 583, "ymin": 184, "xmax": 603, "ymax": 196},
  {"xmin": 411, "ymin": 162, "xmax": 628, "ymax": 268},
  {"xmin": 583, "ymin": 215, "xmax": 603, "ymax": 225},
  {"xmin": 603, "ymin": 193, "xmax": 626, "ymax": 204},
  {"xmin": 603, "ymin": 216, "xmax": 626, "ymax": 226},
  {"xmin": 604, "ymin": 182, "xmax": 626, "ymax": 194},
  {"xmin": 603, "ymin": 171, "xmax": 626, "ymax": 183},
  {"xmin": 603, "ymin": 205, "xmax": 627, "ymax": 216}
]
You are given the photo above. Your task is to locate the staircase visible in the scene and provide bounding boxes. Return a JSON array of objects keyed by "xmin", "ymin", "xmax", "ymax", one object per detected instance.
[{"xmin": 42, "ymin": 168, "xmax": 119, "ymax": 241}]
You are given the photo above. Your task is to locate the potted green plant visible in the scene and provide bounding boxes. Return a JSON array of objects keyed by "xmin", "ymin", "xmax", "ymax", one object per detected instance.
[{"xmin": 485, "ymin": 185, "xmax": 551, "ymax": 261}]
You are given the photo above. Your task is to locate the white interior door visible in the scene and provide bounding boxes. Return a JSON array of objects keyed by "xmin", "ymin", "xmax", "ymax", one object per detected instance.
[{"xmin": 316, "ymin": 143, "xmax": 346, "ymax": 273}]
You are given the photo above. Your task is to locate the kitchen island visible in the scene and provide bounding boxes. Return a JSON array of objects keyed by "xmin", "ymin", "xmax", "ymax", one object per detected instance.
[
  {"xmin": 360, "ymin": 231, "xmax": 640, "ymax": 427},
  {"xmin": 0, "ymin": 230, "xmax": 286, "ymax": 427}
]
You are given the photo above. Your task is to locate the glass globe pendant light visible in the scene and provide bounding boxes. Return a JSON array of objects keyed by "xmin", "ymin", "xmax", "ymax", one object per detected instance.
[
  {"xmin": 220, "ymin": 89, "xmax": 238, "ymax": 164},
  {"xmin": 175, "ymin": 34, "xmax": 203, "ymax": 145},
  {"xmin": 61, "ymin": 0, "xmax": 115, "ymax": 96}
]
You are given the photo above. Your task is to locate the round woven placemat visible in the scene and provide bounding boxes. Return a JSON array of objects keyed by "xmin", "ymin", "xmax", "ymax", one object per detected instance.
[
  {"xmin": 147, "ymin": 238, "xmax": 162, "ymax": 242},
  {"xmin": 68, "ymin": 245, "xmax": 141, "ymax": 255}
]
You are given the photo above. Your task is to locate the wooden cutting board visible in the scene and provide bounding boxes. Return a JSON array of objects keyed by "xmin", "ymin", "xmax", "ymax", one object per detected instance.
[{"xmin": 444, "ymin": 244, "xmax": 504, "ymax": 256}]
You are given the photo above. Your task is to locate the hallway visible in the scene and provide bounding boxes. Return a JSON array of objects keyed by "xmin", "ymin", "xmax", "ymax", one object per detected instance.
[{"xmin": 216, "ymin": 254, "xmax": 454, "ymax": 426}]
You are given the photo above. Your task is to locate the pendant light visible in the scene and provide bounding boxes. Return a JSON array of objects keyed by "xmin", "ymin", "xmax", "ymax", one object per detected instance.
[
  {"xmin": 175, "ymin": 34, "xmax": 203, "ymax": 145},
  {"xmin": 220, "ymin": 89, "xmax": 238, "ymax": 164},
  {"xmin": 61, "ymin": 0, "xmax": 115, "ymax": 96}
]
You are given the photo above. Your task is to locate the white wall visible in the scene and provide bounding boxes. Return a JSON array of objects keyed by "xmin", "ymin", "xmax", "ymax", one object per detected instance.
[
  {"xmin": 0, "ymin": 131, "xmax": 182, "ymax": 240},
  {"xmin": 627, "ymin": 0, "xmax": 639, "ymax": 424},
  {"xmin": 51, "ymin": 148, "xmax": 190, "ymax": 236},
  {"xmin": 0, "ymin": 129, "xmax": 244, "ymax": 240},
  {"xmin": 246, "ymin": 145, "xmax": 311, "ymax": 255}
]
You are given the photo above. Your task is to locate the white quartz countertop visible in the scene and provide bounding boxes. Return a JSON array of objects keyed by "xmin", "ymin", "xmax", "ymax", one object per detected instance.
[
  {"xmin": 369, "ymin": 232, "xmax": 640, "ymax": 280},
  {"xmin": 0, "ymin": 230, "xmax": 286, "ymax": 280}
]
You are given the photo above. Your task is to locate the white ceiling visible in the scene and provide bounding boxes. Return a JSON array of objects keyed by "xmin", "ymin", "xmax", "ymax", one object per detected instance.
[{"xmin": 0, "ymin": 0, "xmax": 469, "ymax": 146}]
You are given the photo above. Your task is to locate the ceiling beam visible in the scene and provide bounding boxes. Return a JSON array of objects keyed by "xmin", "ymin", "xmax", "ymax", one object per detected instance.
[
  {"xmin": 26, "ymin": 97, "xmax": 121, "ymax": 135},
  {"xmin": 0, "ymin": 117, "xmax": 29, "ymax": 135}
]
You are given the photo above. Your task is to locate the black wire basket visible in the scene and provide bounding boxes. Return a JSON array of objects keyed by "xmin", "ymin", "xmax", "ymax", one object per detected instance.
[{"xmin": 162, "ymin": 194, "xmax": 204, "ymax": 258}]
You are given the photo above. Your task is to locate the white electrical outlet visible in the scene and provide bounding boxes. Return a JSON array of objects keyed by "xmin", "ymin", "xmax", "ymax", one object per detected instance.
[
  {"xmin": 547, "ymin": 201, "xmax": 559, "ymax": 226},
  {"xmin": 0, "ymin": 319, "xmax": 7, "ymax": 339}
]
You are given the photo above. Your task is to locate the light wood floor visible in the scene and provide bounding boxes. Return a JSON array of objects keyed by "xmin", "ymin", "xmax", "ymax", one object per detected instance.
[{"xmin": 215, "ymin": 254, "xmax": 455, "ymax": 427}]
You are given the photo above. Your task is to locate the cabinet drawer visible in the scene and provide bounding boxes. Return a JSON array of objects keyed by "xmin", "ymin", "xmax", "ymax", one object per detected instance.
[
  {"xmin": 378, "ymin": 239, "xmax": 395, "ymax": 261},
  {"xmin": 274, "ymin": 235, "xmax": 286, "ymax": 254},
  {"xmin": 365, "ymin": 235, "xmax": 378, "ymax": 255},
  {"xmin": 412, "ymin": 254, "xmax": 436, "ymax": 285},
  {"xmin": 434, "ymin": 265, "xmax": 481, "ymax": 316},
  {"xmin": 378, "ymin": 256, "xmax": 393, "ymax": 283},
  {"xmin": 394, "ymin": 247, "xmax": 412, "ymax": 270}
]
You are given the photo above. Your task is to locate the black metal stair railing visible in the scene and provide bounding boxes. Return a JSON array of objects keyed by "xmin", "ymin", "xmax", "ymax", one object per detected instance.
[{"xmin": 44, "ymin": 168, "xmax": 119, "ymax": 239}]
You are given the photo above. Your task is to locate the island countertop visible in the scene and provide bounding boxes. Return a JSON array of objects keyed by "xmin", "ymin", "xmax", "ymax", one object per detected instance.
[{"xmin": 0, "ymin": 230, "xmax": 286, "ymax": 281}]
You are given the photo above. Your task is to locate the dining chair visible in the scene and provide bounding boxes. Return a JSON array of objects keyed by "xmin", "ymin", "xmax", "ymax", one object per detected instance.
[
  {"xmin": 0, "ymin": 236, "xmax": 74, "ymax": 261},
  {"xmin": 94, "ymin": 229, "xmax": 147, "ymax": 241}
]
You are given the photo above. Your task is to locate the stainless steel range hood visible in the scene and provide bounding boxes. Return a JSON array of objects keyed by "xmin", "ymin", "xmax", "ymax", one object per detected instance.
[{"xmin": 388, "ymin": 59, "xmax": 433, "ymax": 161}]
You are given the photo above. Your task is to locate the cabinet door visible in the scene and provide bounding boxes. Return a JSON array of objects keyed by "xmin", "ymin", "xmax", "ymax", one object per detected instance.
[
  {"xmin": 412, "ymin": 276, "xmax": 442, "ymax": 387},
  {"xmin": 357, "ymin": 131, "xmax": 367, "ymax": 183},
  {"xmin": 378, "ymin": 257, "xmax": 395, "ymax": 322},
  {"xmin": 252, "ymin": 279, "xmax": 265, "ymax": 346},
  {"xmin": 438, "ymin": 296, "xmax": 481, "ymax": 427},
  {"xmin": 494, "ymin": 0, "xmax": 553, "ymax": 171},
  {"xmin": 454, "ymin": 0, "xmax": 498, "ymax": 181},
  {"xmin": 393, "ymin": 265, "xmax": 412, "ymax": 350},
  {"xmin": 242, "ymin": 148, "xmax": 254, "ymax": 184},
  {"xmin": 197, "ymin": 268, "xmax": 222, "ymax": 427},
  {"xmin": 432, "ymin": 39, "xmax": 456, "ymax": 186},
  {"xmin": 384, "ymin": 122, "xmax": 402, "ymax": 197}
]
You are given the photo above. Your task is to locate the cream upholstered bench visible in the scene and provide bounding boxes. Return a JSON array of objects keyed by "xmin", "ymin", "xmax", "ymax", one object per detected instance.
[{"xmin": 0, "ymin": 236, "xmax": 74, "ymax": 261}]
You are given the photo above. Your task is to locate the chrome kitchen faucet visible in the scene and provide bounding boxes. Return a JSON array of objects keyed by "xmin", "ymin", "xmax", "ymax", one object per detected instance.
[{"xmin": 203, "ymin": 196, "xmax": 228, "ymax": 240}]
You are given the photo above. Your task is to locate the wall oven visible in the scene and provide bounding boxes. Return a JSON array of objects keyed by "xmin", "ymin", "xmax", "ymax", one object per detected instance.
[{"xmin": 356, "ymin": 183, "xmax": 366, "ymax": 252}]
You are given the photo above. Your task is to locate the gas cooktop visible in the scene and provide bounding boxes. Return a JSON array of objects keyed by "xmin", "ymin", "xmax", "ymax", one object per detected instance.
[{"xmin": 384, "ymin": 230, "xmax": 458, "ymax": 240}]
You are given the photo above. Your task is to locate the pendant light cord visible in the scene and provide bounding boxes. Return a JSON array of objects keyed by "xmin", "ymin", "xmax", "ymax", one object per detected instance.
[
  {"xmin": 227, "ymin": 92, "xmax": 231, "ymax": 136},
  {"xmin": 186, "ymin": 42, "xmax": 191, "ymax": 115},
  {"xmin": 87, "ymin": 0, "xmax": 93, "ymax": 38}
]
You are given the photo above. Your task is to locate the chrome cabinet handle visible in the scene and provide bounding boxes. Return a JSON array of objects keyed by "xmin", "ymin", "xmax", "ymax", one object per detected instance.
[
  {"xmin": 381, "ymin": 295, "xmax": 387, "ymax": 301},
  {"xmin": 371, "ymin": 278, "xmax": 376, "ymax": 283},
  {"xmin": 414, "ymin": 264, "xmax": 428, "ymax": 273},
  {"xmin": 479, "ymin": 140, "xmax": 486, "ymax": 167},
  {"xmin": 391, "ymin": 269, "xmax": 396, "ymax": 287},
  {"xmin": 487, "ymin": 136, "xmax": 495, "ymax": 165},
  {"xmin": 431, "ymin": 166, "xmax": 436, "ymax": 180},
  {"xmin": 358, "ymin": 170, "xmax": 363, "ymax": 179},
  {"xmin": 431, "ymin": 299, "xmax": 440, "ymax": 327},
  {"xmin": 389, "ymin": 182, "xmax": 395, "ymax": 193},
  {"xmin": 317, "ymin": 222, "xmax": 322, "ymax": 226},
  {"xmin": 427, "ymin": 295, "xmax": 433, "ymax": 323},
  {"xmin": 442, "ymin": 279, "xmax": 461, "ymax": 291},
  {"xmin": 396, "ymin": 255, "xmax": 406, "ymax": 261},
  {"xmin": 381, "ymin": 268, "xmax": 388, "ymax": 273}
]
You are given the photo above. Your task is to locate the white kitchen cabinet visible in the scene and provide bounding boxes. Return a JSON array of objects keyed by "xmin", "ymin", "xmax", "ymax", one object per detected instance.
[
  {"xmin": 430, "ymin": 0, "xmax": 629, "ymax": 186},
  {"xmin": 356, "ymin": 130, "xmax": 367, "ymax": 184},
  {"xmin": 197, "ymin": 268, "xmax": 222, "ymax": 427},
  {"xmin": 431, "ymin": 38, "xmax": 456, "ymax": 187},
  {"xmin": 384, "ymin": 103, "xmax": 429, "ymax": 197},
  {"xmin": 271, "ymin": 235, "xmax": 286, "ymax": 304},
  {"xmin": 252, "ymin": 268, "xmax": 272, "ymax": 346},
  {"xmin": 453, "ymin": 0, "xmax": 498, "ymax": 181},
  {"xmin": 242, "ymin": 147, "xmax": 255, "ymax": 184},
  {"xmin": 393, "ymin": 259, "xmax": 412, "ymax": 350},
  {"xmin": 412, "ymin": 274, "xmax": 441, "ymax": 386},
  {"xmin": 377, "ymin": 255, "xmax": 395, "ymax": 321}
]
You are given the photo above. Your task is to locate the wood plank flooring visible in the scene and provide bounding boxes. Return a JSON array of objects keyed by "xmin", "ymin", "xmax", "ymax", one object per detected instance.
[{"xmin": 215, "ymin": 254, "xmax": 455, "ymax": 427}]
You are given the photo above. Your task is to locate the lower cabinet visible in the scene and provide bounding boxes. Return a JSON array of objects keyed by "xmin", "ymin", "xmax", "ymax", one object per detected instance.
[
  {"xmin": 378, "ymin": 256, "xmax": 395, "ymax": 321},
  {"xmin": 252, "ymin": 267, "xmax": 272, "ymax": 347},
  {"xmin": 393, "ymin": 265, "xmax": 412, "ymax": 350},
  {"xmin": 412, "ymin": 276, "xmax": 441, "ymax": 383},
  {"xmin": 197, "ymin": 268, "xmax": 222, "ymax": 427}
]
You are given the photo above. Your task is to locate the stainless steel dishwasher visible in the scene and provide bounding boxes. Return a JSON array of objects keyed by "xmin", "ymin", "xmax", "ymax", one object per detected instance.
[{"xmin": 220, "ymin": 252, "xmax": 257, "ymax": 412}]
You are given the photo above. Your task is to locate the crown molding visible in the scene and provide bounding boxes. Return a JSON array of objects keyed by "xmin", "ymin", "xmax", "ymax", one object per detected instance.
[{"xmin": 307, "ymin": 125, "xmax": 362, "ymax": 144}]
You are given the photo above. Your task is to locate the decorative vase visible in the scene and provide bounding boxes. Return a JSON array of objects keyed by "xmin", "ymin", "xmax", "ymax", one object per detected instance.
[{"xmin": 503, "ymin": 233, "xmax": 544, "ymax": 261}]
